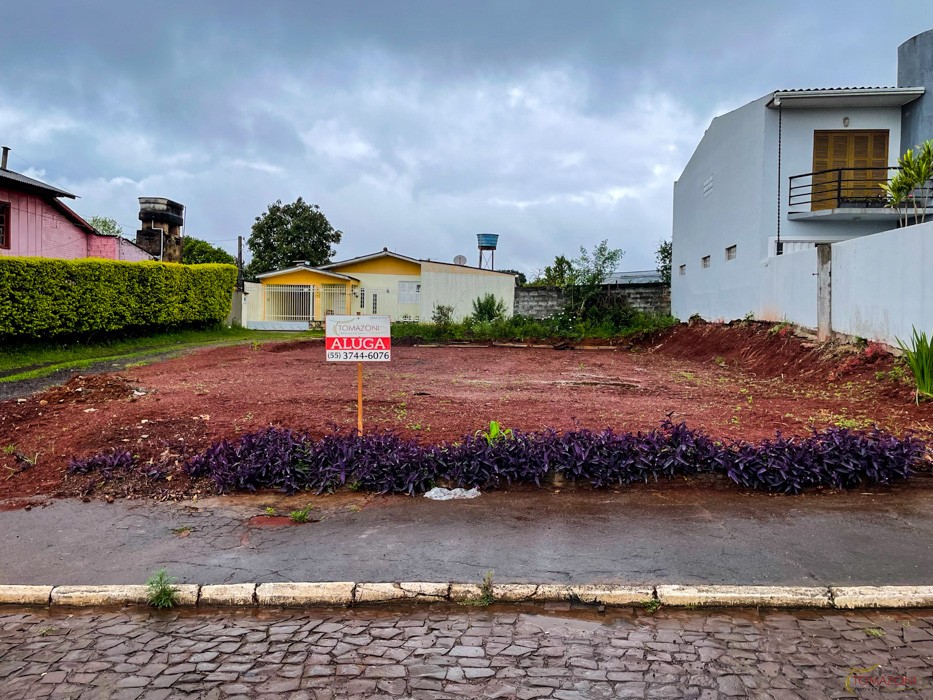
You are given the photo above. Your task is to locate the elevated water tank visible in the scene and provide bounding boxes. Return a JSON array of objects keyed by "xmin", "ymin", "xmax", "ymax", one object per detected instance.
[{"xmin": 477, "ymin": 233, "xmax": 499, "ymax": 269}]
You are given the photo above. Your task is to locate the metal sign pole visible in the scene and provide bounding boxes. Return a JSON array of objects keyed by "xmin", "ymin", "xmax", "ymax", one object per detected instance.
[{"xmin": 357, "ymin": 361, "xmax": 364, "ymax": 435}]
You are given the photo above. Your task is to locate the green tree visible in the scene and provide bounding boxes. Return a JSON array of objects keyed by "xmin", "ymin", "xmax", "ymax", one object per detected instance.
[
  {"xmin": 655, "ymin": 239, "xmax": 672, "ymax": 284},
  {"xmin": 182, "ymin": 236, "xmax": 236, "ymax": 265},
  {"xmin": 571, "ymin": 239, "xmax": 623, "ymax": 289},
  {"xmin": 87, "ymin": 216, "xmax": 123, "ymax": 237},
  {"xmin": 245, "ymin": 198, "xmax": 342, "ymax": 278},
  {"xmin": 530, "ymin": 255, "xmax": 574, "ymax": 287},
  {"xmin": 566, "ymin": 240, "xmax": 625, "ymax": 320}
]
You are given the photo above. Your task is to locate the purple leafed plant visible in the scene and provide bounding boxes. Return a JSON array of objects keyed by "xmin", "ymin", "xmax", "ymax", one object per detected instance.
[
  {"xmin": 171, "ymin": 421, "xmax": 933, "ymax": 495},
  {"xmin": 67, "ymin": 450, "xmax": 135, "ymax": 481}
]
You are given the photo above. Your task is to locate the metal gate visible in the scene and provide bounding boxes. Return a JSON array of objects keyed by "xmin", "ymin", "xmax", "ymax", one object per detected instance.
[
  {"xmin": 243, "ymin": 282, "xmax": 315, "ymax": 329},
  {"xmin": 262, "ymin": 284, "xmax": 314, "ymax": 322}
]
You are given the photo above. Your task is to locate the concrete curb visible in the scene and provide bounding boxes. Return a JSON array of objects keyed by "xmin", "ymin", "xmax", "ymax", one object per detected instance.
[
  {"xmin": 830, "ymin": 585, "xmax": 933, "ymax": 609},
  {"xmin": 0, "ymin": 582, "xmax": 931, "ymax": 609},
  {"xmin": 656, "ymin": 585, "xmax": 832, "ymax": 608}
]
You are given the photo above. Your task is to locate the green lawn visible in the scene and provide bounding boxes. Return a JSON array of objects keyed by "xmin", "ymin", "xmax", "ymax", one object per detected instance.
[{"xmin": 0, "ymin": 326, "xmax": 322, "ymax": 382}]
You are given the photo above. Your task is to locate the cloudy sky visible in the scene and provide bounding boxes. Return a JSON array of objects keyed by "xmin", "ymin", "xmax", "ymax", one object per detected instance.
[{"xmin": 2, "ymin": 2, "xmax": 928, "ymax": 275}]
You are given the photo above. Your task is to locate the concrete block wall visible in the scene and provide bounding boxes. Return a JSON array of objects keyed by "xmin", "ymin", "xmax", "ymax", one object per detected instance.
[
  {"xmin": 515, "ymin": 284, "xmax": 671, "ymax": 319},
  {"xmin": 514, "ymin": 287, "xmax": 567, "ymax": 318}
]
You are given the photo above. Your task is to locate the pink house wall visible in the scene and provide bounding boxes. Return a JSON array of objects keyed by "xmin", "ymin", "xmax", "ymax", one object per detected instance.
[
  {"xmin": 118, "ymin": 237, "xmax": 153, "ymax": 262},
  {"xmin": 0, "ymin": 186, "xmax": 88, "ymax": 258},
  {"xmin": 0, "ymin": 186, "xmax": 152, "ymax": 261}
]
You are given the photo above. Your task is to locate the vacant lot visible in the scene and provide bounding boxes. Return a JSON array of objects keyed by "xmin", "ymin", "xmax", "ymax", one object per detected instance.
[{"xmin": 1, "ymin": 323, "xmax": 930, "ymax": 501}]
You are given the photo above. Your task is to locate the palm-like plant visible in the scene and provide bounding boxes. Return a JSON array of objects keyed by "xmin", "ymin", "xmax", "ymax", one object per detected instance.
[
  {"xmin": 880, "ymin": 171, "xmax": 911, "ymax": 227},
  {"xmin": 884, "ymin": 140, "xmax": 933, "ymax": 226},
  {"xmin": 897, "ymin": 327, "xmax": 933, "ymax": 404}
]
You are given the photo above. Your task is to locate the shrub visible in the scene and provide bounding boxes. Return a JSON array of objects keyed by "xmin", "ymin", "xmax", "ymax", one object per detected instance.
[
  {"xmin": 0, "ymin": 257, "xmax": 237, "ymax": 339},
  {"xmin": 175, "ymin": 421, "xmax": 927, "ymax": 497},
  {"xmin": 390, "ymin": 311, "xmax": 676, "ymax": 343},
  {"xmin": 431, "ymin": 304, "xmax": 454, "ymax": 326},
  {"xmin": 471, "ymin": 294, "xmax": 506, "ymax": 322}
]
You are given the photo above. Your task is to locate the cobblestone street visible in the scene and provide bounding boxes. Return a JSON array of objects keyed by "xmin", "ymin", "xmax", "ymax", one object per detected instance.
[{"xmin": 0, "ymin": 604, "xmax": 931, "ymax": 699}]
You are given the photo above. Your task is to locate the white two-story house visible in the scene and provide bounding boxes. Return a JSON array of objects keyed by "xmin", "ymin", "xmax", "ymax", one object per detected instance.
[{"xmin": 672, "ymin": 29, "xmax": 932, "ymax": 323}]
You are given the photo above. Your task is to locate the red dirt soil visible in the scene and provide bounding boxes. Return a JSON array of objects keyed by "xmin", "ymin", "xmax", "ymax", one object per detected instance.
[{"xmin": 1, "ymin": 323, "xmax": 930, "ymax": 502}]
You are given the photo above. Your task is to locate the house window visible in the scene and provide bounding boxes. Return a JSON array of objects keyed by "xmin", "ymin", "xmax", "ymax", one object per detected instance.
[
  {"xmin": 0, "ymin": 202, "xmax": 9, "ymax": 249},
  {"xmin": 372, "ymin": 293, "xmax": 378, "ymax": 314},
  {"xmin": 398, "ymin": 281, "xmax": 421, "ymax": 305},
  {"xmin": 359, "ymin": 289, "xmax": 366, "ymax": 309},
  {"xmin": 679, "ymin": 264, "xmax": 686, "ymax": 276},
  {"xmin": 725, "ymin": 245, "xmax": 737, "ymax": 261},
  {"xmin": 701, "ymin": 255, "xmax": 710, "ymax": 269}
]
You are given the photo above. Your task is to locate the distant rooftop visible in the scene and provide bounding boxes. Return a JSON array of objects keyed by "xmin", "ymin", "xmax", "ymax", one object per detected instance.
[{"xmin": 0, "ymin": 167, "xmax": 76, "ymax": 199}]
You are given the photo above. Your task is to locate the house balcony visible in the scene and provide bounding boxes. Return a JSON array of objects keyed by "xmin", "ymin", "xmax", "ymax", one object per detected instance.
[{"xmin": 787, "ymin": 167, "xmax": 914, "ymax": 221}]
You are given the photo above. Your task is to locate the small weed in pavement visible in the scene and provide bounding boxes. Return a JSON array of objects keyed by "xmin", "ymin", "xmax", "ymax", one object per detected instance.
[
  {"xmin": 643, "ymin": 599, "xmax": 661, "ymax": 614},
  {"xmin": 171, "ymin": 525, "xmax": 192, "ymax": 537},
  {"xmin": 463, "ymin": 571, "xmax": 495, "ymax": 607},
  {"xmin": 865, "ymin": 627, "xmax": 885, "ymax": 638},
  {"xmin": 263, "ymin": 506, "xmax": 277, "ymax": 516},
  {"xmin": 146, "ymin": 568, "xmax": 178, "ymax": 609},
  {"xmin": 37, "ymin": 626, "xmax": 55, "ymax": 636},
  {"xmin": 289, "ymin": 505, "xmax": 313, "ymax": 523}
]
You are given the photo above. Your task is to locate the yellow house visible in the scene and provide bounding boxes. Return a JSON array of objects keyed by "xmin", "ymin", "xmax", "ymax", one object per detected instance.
[{"xmin": 245, "ymin": 248, "xmax": 516, "ymax": 329}]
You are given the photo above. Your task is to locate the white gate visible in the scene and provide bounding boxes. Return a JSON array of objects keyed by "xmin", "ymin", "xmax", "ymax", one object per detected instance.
[{"xmin": 243, "ymin": 282, "xmax": 315, "ymax": 330}]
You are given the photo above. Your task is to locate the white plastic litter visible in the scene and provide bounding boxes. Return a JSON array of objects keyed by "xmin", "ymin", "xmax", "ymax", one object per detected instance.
[{"xmin": 423, "ymin": 487, "xmax": 482, "ymax": 500}]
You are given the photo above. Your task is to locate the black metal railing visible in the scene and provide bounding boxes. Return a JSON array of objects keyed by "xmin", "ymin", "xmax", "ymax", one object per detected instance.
[{"xmin": 788, "ymin": 167, "xmax": 901, "ymax": 211}]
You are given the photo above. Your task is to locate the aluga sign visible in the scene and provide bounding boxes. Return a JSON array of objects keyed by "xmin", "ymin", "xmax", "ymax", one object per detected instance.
[{"xmin": 325, "ymin": 315, "xmax": 391, "ymax": 362}]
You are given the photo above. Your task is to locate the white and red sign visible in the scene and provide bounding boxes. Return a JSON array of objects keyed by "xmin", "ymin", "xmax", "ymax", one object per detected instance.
[{"xmin": 325, "ymin": 315, "xmax": 391, "ymax": 362}]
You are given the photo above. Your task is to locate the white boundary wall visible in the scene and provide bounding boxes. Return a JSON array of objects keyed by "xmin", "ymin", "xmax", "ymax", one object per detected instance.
[
  {"xmin": 758, "ymin": 247, "xmax": 818, "ymax": 328},
  {"xmin": 831, "ymin": 221, "xmax": 933, "ymax": 345},
  {"xmin": 419, "ymin": 262, "xmax": 515, "ymax": 322}
]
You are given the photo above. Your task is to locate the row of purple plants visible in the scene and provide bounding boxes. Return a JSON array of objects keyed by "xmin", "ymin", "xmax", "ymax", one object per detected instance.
[{"xmin": 68, "ymin": 420, "xmax": 927, "ymax": 496}]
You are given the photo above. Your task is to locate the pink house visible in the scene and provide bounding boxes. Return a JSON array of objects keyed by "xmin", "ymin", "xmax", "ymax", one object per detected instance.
[{"xmin": 0, "ymin": 160, "xmax": 152, "ymax": 262}]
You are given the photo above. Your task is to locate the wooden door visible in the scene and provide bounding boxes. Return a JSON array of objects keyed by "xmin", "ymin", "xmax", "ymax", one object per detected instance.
[{"xmin": 811, "ymin": 130, "xmax": 888, "ymax": 210}]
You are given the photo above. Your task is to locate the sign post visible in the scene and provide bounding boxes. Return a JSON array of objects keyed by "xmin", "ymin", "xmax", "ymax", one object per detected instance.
[{"xmin": 325, "ymin": 315, "xmax": 391, "ymax": 434}]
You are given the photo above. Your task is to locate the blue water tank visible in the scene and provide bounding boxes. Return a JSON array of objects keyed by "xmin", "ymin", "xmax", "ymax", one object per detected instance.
[{"xmin": 477, "ymin": 233, "xmax": 499, "ymax": 249}]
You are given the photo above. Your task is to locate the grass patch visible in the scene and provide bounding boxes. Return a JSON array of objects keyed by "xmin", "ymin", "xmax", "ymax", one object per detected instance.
[
  {"xmin": 643, "ymin": 599, "xmax": 661, "ymax": 614},
  {"xmin": 146, "ymin": 568, "xmax": 179, "ymax": 609},
  {"xmin": 0, "ymin": 325, "xmax": 322, "ymax": 382},
  {"xmin": 288, "ymin": 505, "xmax": 313, "ymax": 523}
]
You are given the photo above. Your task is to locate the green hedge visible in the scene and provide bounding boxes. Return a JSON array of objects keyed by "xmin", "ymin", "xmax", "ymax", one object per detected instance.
[{"xmin": 0, "ymin": 257, "xmax": 237, "ymax": 339}]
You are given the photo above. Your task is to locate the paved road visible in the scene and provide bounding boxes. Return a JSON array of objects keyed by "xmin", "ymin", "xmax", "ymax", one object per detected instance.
[
  {"xmin": 2, "ymin": 486, "xmax": 933, "ymax": 586},
  {"xmin": 1, "ymin": 603, "xmax": 931, "ymax": 699}
]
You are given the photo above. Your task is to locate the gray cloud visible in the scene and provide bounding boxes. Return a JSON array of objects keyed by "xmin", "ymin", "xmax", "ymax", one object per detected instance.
[{"xmin": 1, "ymin": 1, "xmax": 927, "ymax": 275}]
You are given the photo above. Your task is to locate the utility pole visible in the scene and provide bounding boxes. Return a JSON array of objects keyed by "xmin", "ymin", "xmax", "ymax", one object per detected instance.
[{"xmin": 236, "ymin": 235, "xmax": 244, "ymax": 291}]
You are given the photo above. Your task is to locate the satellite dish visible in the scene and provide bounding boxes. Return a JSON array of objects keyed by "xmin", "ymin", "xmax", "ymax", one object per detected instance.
[{"xmin": 453, "ymin": 255, "xmax": 467, "ymax": 266}]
